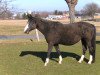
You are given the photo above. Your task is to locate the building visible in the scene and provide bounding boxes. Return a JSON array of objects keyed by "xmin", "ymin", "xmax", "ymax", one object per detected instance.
[
  {"xmin": 94, "ymin": 13, "xmax": 100, "ymax": 19},
  {"xmin": 46, "ymin": 13, "xmax": 69, "ymax": 20}
]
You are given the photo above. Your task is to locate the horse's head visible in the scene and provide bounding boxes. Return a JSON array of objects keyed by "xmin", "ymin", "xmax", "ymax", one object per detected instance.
[{"xmin": 24, "ymin": 12, "xmax": 37, "ymax": 34}]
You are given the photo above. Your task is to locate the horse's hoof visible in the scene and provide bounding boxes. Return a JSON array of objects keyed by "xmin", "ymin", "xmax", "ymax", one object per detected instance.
[
  {"xmin": 88, "ymin": 63, "xmax": 91, "ymax": 64},
  {"xmin": 44, "ymin": 64, "xmax": 47, "ymax": 66},
  {"xmin": 59, "ymin": 61, "xmax": 62, "ymax": 64},
  {"xmin": 88, "ymin": 62, "xmax": 92, "ymax": 64},
  {"xmin": 78, "ymin": 61, "xmax": 82, "ymax": 63}
]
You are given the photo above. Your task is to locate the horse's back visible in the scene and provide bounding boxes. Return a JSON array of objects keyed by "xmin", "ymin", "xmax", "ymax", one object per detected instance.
[{"xmin": 58, "ymin": 22, "xmax": 96, "ymax": 45}]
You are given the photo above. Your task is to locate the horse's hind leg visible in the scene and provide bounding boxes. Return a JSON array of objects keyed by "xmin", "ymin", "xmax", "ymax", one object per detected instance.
[
  {"xmin": 78, "ymin": 39, "xmax": 87, "ymax": 63},
  {"xmin": 87, "ymin": 41, "xmax": 95, "ymax": 64},
  {"xmin": 54, "ymin": 45, "xmax": 62, "ymax": 64}
]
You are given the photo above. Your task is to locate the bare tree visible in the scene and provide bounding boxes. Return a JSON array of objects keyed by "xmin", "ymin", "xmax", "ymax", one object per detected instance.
[
  {"xmin": 81, "ymin": 3, "xmax": 99, "ymax": 19},
  {"xmin": 65, "ymin": 0, "xmax": 78, "ymax": 23},
  {"xmin": 0, "ymin": 0, "xmax": 14, "ymax": 19},
  {"xmin": 97, "ymin": 7, "xmax": 100, "ymax": 13}
]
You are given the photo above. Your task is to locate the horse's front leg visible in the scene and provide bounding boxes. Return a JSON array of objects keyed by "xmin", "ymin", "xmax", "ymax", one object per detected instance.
[{"xmin": 44, "ymin": 43, "xmax": 53, "ymax": 66}]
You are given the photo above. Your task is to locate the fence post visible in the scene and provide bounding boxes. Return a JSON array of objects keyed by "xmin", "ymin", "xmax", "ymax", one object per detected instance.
[{"xmin": 35, "ymin": 29, "xmax": 40, "ymax": 41}]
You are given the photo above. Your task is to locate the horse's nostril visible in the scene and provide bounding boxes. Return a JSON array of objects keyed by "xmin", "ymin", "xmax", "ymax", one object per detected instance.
[
  {"xmin": 24, "ymin": 31, "xmax": 29, "ymax": 34},
  {"xmin": 27, "ymin": 32, "xmax": 29, "ymax": 34}
]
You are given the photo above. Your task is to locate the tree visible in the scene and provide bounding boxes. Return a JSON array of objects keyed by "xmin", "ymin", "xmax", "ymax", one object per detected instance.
[
  {"xmin": 54, "ymin": 10, "xmax": 58, "ymax": 15},
  {"xmin": 54, "ymin": 10, "xmax": 63, "ymax": 15},
  {"xmin": 0, "ymin": 0, "xmax": 14, "ymax": 19},
  {"xmin": 81, "ymin": 3, "xmax": 99, "ymax": 19},
  {"xmin": 65, "ymin": 0, "xmax": 78, "ymax": 23},
  {"xmin": 97, "ymin": 7, "xmax": 100, "ymax": 13}
]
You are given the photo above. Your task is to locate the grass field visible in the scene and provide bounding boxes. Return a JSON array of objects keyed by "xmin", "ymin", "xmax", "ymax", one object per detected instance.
[
  {"xmin": 0, "ymin": 20, "xmax": 100, "ymax": 75},
  {"xmin": 0, "ymin": 39, "xmax": 100, "ymax": 75}
]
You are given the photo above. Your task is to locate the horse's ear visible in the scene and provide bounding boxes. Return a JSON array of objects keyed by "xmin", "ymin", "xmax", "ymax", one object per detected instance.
[{"xmin": 26, "ymin": 11, "xmax": 33, "ymax": 19}]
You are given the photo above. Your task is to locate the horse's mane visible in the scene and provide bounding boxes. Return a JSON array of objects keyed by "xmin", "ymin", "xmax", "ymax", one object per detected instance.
[{"xmin": 34, "ymin": 17, "xmax": 63, "ymax": 25}]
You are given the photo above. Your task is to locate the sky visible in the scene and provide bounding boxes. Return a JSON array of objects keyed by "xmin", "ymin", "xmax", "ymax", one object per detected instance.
[{"xmin": 12, "ymin": 0, "xmax": 100, "ymax": 12}]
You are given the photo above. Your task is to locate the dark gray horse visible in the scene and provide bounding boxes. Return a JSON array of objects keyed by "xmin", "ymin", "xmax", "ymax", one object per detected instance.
[{"xmin": 24, "ymin": 13, "xmax": 96, "ymax": 66}]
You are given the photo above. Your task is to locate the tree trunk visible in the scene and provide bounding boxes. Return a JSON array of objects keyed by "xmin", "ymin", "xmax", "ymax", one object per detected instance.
[{"xmin": 68, "ymin": 4, "xmax": 75, "ymax": 23}]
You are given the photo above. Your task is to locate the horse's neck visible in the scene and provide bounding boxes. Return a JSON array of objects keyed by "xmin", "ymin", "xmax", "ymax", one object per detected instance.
[{"xmin": 36, "ymin": 19, "xmax": 48, "ymax": 35}]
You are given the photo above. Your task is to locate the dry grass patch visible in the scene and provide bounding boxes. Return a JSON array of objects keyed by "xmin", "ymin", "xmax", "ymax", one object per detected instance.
[{"xmin": 0, "ymin": 20, "xmax": 27, "ymax": 26}]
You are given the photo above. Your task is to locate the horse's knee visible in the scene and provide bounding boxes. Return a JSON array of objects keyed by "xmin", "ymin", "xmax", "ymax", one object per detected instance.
[{"xmin": 83, "ymin": 49, "xmax": 87, "ymax": 55}]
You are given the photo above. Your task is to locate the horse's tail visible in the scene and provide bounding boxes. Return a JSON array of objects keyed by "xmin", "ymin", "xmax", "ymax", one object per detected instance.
[{"xmin": 91, "ymin": 26, "xmax": 96, "ymax": 63}]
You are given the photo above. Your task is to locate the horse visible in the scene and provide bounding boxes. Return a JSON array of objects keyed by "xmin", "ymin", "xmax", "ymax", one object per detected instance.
[{"xmin": 24, "ymin": 13, "xmax": 96, "ymax": 66}]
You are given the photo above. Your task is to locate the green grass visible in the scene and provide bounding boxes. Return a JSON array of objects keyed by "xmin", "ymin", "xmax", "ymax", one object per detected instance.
[{"xmin": 0, "ymin": 39, "xmax": 100, "ymax": 75}]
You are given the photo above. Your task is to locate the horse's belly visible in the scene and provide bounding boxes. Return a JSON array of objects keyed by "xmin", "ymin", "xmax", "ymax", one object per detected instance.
[
  {"xmin": 60, "ymin": 35, "xmax": 81, "ymax": 45},
  {"xmin": 60, "ymin": 41, "xmax": 79, "ymax": 45}
]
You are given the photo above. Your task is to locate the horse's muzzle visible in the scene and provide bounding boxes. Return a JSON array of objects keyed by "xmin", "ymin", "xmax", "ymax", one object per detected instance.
[{"xmin": 24, "ymin": 31, "xmax": 29, "ymax": 34}]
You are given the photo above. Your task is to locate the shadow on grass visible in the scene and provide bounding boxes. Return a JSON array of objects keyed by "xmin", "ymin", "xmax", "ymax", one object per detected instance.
[
  {"xmin": 96, "ymin": 41, "xmax": 100, "ymax": 45},
  {"xmin": 20, "ymin": 51, "xmax": 88, "ymax": 63}
]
